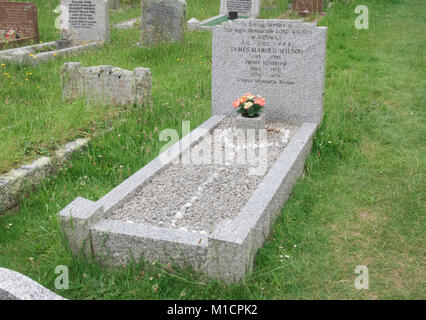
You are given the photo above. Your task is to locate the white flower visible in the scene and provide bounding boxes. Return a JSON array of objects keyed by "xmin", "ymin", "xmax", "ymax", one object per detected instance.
[{"xmin": 244, "ymin": 102, "xmax": 253, "ymax": 109}]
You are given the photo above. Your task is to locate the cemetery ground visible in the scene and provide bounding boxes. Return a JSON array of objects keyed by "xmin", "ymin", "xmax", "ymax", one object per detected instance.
[{"xmin": 0, "ymin": 0, "xmax": 424, "ymax": 300}]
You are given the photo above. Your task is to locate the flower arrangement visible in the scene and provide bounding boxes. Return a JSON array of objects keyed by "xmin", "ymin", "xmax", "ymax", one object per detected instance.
[
  {"xmin": 233, "ymin": 93, "xmax": 266, "ymax": 118},
  {"xmin": 5, "ymin": 29, "xmax": 18, "ymax": 40}
]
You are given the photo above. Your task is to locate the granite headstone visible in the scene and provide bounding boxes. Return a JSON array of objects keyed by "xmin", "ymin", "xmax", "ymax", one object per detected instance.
[
  {"xmin": 60, "ymin": 0, "xmax": 110, "ymax": 43},
  {"xmin": 140, "ymin": 0, "xmax": 186, "ymax": 46},
  {"xmin": 219, "ymin": 0, "xmax": 260, "ymax": 18},
  {"xmin": 212, "ymin": 19, "xmax": 327, "ymax": 124},
  {"xmin": 0, "ymin": 1, "xmax": 39, "ymax": 48}
]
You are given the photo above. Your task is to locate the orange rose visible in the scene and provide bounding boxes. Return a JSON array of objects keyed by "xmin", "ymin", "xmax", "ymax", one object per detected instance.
[
  {"xmin": 254, "ymin": 97, "xmax": 266, "ymax": 107},
  {"xmin": 233, "ymin": 99, "xmax": 240, "ymax": 108},
  {"xmin": 239, "ymin": 96, "xmax": 247, "ymax": 103}
]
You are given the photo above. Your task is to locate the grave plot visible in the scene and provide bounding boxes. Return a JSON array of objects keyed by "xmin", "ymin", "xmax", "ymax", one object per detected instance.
[
  {"xmin": 109, "ymin": 118, "xmax": 300, "ymax": 233},
  {"xmin": 59, "ymin": 19, "xmax": 327, "ymax": 281},
  {"xmin": 0, "ymin": 41, "xmax": 100, "ymax": 65},
  {"xmin": 0, "ymin": 0, "xmax": 109, "ymax": 65}
]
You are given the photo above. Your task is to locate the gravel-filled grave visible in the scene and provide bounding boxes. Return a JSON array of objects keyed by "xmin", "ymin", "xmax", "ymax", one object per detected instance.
[{"xmin": 108, "ymin": 118, "xmax": 300, "ymax": 233}]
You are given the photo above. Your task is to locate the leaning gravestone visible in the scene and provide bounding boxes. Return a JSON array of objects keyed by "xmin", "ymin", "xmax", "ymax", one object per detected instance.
[
  {"xmin": 0, "ymin": 1, "xmax": 39, "ymax": 49},
  {"xmin": 60, "ymin": 0, "xmax": 110, "ymax": 43},
  {"xmin": 140, "ymin": 0, "xmax": 186, "ymax": 46},
  {"xmin": 220, "ymin": 0, "xmax": 260, "ymax": 18},
  {"xmin": 61, "ymin": 63, "xmax": 152, "ymax": 106},
  {"xmin": 212, "ymin": 19, "xmax": 327, "ymax": 124}
]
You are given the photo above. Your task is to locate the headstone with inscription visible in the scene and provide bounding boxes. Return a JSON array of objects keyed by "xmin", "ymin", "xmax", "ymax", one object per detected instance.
[
  {"xmin": 220, "ymin": 0, "xmax": 260, "ymax": 18},
  {"xmin": 212, "ymin": 19, "xmax": 327, "ymax": 124},
  {"xmin": 0, "ymin": 1, "xmax": 39, "ymax": 49},
  {"xmin": 140, "ymin": 0, "xmax": 186, "ymax": 46},
  {"xmin": 60, "ymin": 0, "xmax": 110, "ymax": 43}
]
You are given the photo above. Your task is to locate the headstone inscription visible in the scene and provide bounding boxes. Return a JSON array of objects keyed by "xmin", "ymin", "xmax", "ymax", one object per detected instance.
[
  {"xmin": 0, "ymin": 1, "xmax": 39, "ymax": 49},
  {"xmin": 60, "ymin": 0, "xmax": 110, "ymax": 43},
  {"xmin": 140, "ymin": 0, "xmax": 186, "ymax": 46},
  {"xmin": 212, "ymin": 19, "xmax": 327, "ymax": 124},
  {"xmin": 292, "ymin": 0, "xmax": 323, "ymax": 16},
  {"xmin": 219, "ymin": 0, "xmax": 260, "ymax": 18}
]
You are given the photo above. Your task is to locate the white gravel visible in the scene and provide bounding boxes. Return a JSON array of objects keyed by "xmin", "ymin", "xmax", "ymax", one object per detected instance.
[{"xmin": 108, "ymin": 118, "xmax": 300, "ymax": 233}]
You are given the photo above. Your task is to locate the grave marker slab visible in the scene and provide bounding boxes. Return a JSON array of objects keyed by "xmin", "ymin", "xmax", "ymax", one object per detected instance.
[
  {"xmin": 0, "ymin": 1, "xmax": 39, "ymax": 49},
  {"xmin": 220, "ymin": 0, "xmax": 260, "ymax": 18},
  {"xmin": 140, "ymin": 0, "xmax": 186, "ymax": 46},
  {"xmin": 212, "ymin": 19, "xmax": 327, "ymax": 124},
  {"xmin": 0, "ymin": 268, "xmax": 65, "ymax": 300},
  {"xmin": 61, "ymin": 63, "xmax": 152, "ymax": 106},
  {"xmin": 60, "ymin": 0, "xmax": 110, "ymax": 43}
]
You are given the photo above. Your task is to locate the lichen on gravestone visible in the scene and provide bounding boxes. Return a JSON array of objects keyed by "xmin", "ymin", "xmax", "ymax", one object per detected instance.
[
  {"xmin": 140, "ymin": 0, "xmax": 186, "ymax": 46},
  {"xmin": 61, "ymin": 62, "xmax": 152, "ymax": 107}
]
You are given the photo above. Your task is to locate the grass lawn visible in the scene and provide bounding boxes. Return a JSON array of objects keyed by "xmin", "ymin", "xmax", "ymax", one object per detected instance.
[{"xmin": 0, "ymin": 0, "xmax": 424, "ymax": 299}]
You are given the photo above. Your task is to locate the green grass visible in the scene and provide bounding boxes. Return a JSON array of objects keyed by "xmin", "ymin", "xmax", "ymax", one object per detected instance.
[
  {"xmin": 0, "ymin": 0, "xmax": 223, "ymax": 174},
  {"xmin": 0, "ymin": 0, "xmax": 425, "ymax": 300}
]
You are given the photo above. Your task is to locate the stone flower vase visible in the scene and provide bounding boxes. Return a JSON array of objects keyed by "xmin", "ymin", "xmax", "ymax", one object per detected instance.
[{"xmin": 235, "ymin": 113, "xmax": 266, "ymax": 130}]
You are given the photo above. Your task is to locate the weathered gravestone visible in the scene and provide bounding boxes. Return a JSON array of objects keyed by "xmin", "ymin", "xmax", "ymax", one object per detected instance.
[
  {"xmin": 0, "ymin": 1, "xmax": 39, "ymax": 49},
  {"xmin": 61, "ymin": 63, "xmax": 152, "ymax": 106},
  {"xmin": 292, "ymin": 0, "xmax": 323, "ymax": 16},
  {"xmin": 60, "ymin": 0, "xmax": 110, "ymax": 43},
  {"xmin": 212, "ymin": 19, "xmax": 327, "ymax": 124},
  {"xmin": 140, "ymin": 0, "xmax": 186, "ymax": 46},
  {"xmin": 220, "ymin": 0, "xmax": 260, "ymax": 18}
]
